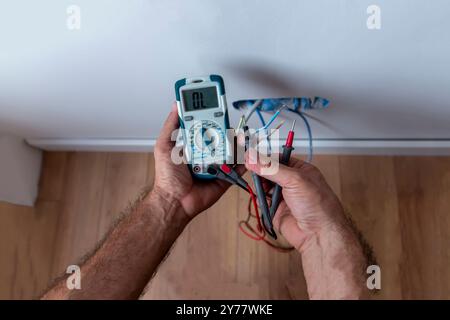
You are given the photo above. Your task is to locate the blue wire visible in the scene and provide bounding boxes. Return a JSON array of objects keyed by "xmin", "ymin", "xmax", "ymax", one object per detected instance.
[
  {"xmin": 255, "ymin": 108, "xmax": 272, "ymax": 154},
  {"xmin": 256, "ymin": 109, "xmax": 283, "ymax": 133},
  {"xmin": 255, "ymin": 108, "xmax": 266, "ymax": 127},
  {"xmin": 252, "ymin": 106, "xmax": 313, "ymax": 163}
]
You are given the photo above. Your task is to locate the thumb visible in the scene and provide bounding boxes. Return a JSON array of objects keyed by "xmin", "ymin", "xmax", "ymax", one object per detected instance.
[{"xmin": 245, "ymin": 152, "xmax": 301, "ymax": 188}]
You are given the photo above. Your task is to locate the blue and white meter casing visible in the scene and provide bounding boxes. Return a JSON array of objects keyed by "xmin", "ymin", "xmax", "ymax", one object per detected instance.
[{"xmin": 175, "ymin": 75, "xmax": 232, "ymax": 179}]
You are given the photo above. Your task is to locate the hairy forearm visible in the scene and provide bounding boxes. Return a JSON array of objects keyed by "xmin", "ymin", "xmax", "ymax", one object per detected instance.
[
  {"xmin": 42, "ymin": 189, "xmax": 189, "ymax": 300},
  {"xmin": 300, "ymin": 215, "xmax": 370, "ymax": 300}
]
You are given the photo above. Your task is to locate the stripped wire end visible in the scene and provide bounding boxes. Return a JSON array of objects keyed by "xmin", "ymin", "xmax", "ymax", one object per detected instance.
[
  {"xmin": 257, "ymin": 120, "xmax": 286, "ymax": 144},
  {"xmin": 236, "ymin": 115, "xmax": 245, "ymax": 132},
  {"xmin": 256, "ymin": 105, "xmax": 288, "ymax": 133},
  {"xmin": 265, "ymin": 120, "xmax": 285, "ymax": 139}
]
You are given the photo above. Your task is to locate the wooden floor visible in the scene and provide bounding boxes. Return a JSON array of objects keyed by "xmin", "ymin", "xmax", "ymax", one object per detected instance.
[{"xmin": 0, "ymin": 152, "xmax": 449, "ymax": 299}]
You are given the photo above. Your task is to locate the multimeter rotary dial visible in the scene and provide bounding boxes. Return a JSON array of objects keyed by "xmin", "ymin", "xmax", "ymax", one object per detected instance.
[{"xmin": 188, "ymin": 120, "xmax": 225, "ymax": 162}]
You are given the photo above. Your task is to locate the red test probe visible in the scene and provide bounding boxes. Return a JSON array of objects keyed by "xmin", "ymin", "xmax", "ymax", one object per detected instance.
[{"xmin": 268, "ymin": 120, "xmax": 296, "ymax": 227}]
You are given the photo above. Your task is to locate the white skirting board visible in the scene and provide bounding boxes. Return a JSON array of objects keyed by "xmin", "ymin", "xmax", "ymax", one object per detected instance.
[
  {"xmin": 0, "ymin": 135, "xmax": 42, "ymax": 206},
  {"xmin": 27, "ymin": 138, "xmax": 450, "ymax": 156}
]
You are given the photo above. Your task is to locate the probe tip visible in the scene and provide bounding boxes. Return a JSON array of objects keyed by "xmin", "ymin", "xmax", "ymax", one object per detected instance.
[{"xmin": 291, "ymin": 119, "xmax": 296, "ymax": 131}]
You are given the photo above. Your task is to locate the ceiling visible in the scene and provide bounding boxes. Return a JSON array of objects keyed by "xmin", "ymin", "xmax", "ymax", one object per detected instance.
[{"xmin": 1, "ymin": 0, "xmax": 449, "ymax": 140}]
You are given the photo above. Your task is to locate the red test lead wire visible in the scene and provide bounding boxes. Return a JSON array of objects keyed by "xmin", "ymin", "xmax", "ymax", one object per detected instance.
[
  {"xmin": 238, "ymin": 184, "xmax": 265, "ymax": 241},
  {"xmin": 220, "ymin": 164, "xmax": 248, "ymax": 190},
  {"xmin": 247, "ymin": 184, "xmax": 263, "ymax": 233}
]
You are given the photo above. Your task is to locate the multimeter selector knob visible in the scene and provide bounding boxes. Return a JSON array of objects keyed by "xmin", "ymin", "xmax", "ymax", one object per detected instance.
[{"xmin": 189, "ymin": 120, "xmax": 224, "ymax": 154}]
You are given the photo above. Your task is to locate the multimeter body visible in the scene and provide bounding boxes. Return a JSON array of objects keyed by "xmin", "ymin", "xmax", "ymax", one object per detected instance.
[{"xmin": 175, "ymin": 75, "xmax": 233, "ymax": 179}]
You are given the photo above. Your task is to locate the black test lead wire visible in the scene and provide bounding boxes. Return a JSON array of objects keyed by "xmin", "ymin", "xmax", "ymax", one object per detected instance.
[
  {"xmin": 243, "ymin": 125, "xmax": 277, "ymax": 239},
  {"xmin": 269, "ymin": 120, "xmax": 296, "ymax": 223}
]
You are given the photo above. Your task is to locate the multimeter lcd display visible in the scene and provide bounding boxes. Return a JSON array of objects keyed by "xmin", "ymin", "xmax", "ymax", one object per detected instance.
[{"xmin": 182, "ymin": 86, "xmax": 219, "ymax": 111}]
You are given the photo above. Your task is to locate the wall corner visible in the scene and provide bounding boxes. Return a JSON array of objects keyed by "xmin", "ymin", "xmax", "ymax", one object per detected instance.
[{"xmin": 0, "ymin": 134, "xmax": 42, "ymax": 206}]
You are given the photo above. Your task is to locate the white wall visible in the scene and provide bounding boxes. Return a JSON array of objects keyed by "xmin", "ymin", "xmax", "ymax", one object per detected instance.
[
  {"xmin": 0, "ymin": 1, "xmax": 449, "ymax": 152},
  {"xmin": 0, "ymin": 135, "xmax": 42, "ymax": 206}
]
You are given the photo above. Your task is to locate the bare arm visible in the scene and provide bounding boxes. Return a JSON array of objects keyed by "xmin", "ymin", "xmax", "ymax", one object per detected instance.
[
  {"xmin": 43, "ymin": 105, "xmax": 239, "ymax": 299},
  {"xmin": 246, "ymin": 155, "xmax": 373, "ymax": 299},
  {"xmin": 42, "ymin": 189, "xmax": 188, "ymax": 299},
  {"xmin": 299, "ymin": 215, "xmax": 371, "ymax": 299}
]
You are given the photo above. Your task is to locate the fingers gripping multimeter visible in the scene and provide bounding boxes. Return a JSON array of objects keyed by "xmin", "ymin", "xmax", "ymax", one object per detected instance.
[{"xmin": 175, "ymin": 75, "xmax": 233, "ymax": 179}]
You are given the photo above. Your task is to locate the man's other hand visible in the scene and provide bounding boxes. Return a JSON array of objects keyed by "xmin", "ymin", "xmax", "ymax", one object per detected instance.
[{"xmin": 245, "ymin": 154, "xmax": 347, "ymax": 252}]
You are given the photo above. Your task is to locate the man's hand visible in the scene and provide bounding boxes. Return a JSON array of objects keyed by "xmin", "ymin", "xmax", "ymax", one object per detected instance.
[
  {"xmin": 43, "ymin": 104, "xmax": 241, "ymax": 300},
  {"xmin": 245, "ymin": 154, "xmax": 371, "ymax": 299},
  {"xmin": 154, "ymin": 104, "xmax": 240, "ymax": 218},
  {"xmin": 245, "ymin": 155, "xmax": 346, "ymax": 252}
]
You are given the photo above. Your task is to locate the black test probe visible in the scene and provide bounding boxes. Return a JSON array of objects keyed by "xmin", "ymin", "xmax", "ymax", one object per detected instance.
[
  {"xmin": 244, "ymin": 125, "xmax": 277, "ymax": 239},
  {"xmin": 269, "ymin": 120, "xmax": 296, "ymax": 230}
]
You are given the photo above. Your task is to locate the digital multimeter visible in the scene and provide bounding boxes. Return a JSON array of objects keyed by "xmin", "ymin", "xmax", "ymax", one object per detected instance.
[{"xmin": 175, "ymin": 75, "xmax": 232, "ymax": 179}]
